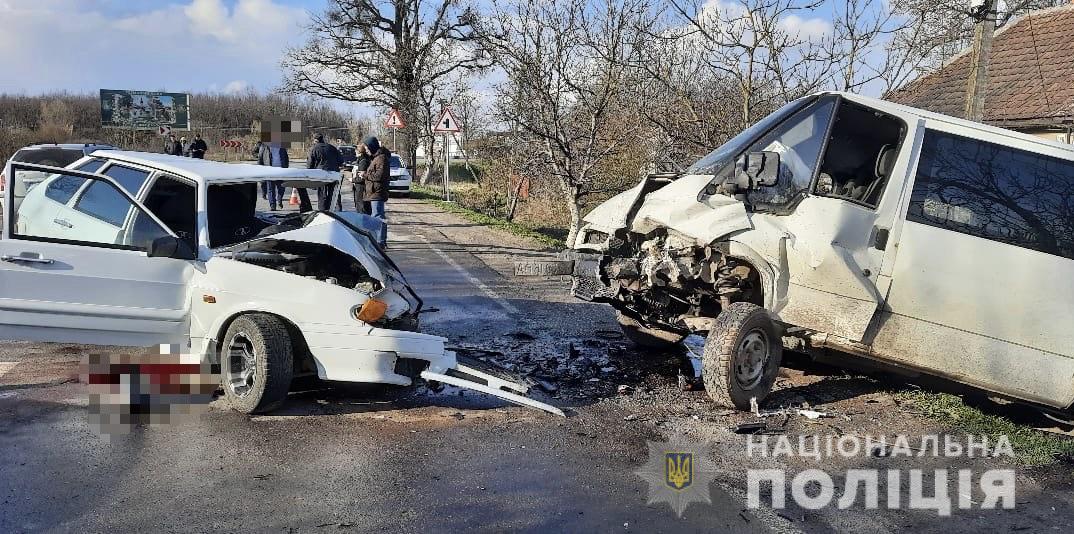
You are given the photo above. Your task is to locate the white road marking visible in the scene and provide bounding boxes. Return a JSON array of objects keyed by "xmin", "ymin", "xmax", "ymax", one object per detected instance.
[
  {"xmin": 0, "ymin": 361, "xmax": 17, "ymax": 378},
  {"xmin": 411, "ymin": 232, "xmax": 520, "ymax": 315}
]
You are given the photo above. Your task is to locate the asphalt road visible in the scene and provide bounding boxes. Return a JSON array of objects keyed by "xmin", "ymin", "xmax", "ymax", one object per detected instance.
[{"xmin": 0, "ymin": 192, "xmax": 768, "ymax": 533}]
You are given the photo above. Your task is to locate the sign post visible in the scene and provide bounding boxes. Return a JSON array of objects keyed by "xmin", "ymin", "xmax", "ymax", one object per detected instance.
[
  {"xmin": 384, "ymin": 108, "xmax": 406, "ymax": 151},
  {"xmin": 432, "ymin": 107, "xmax": 462, "ymax": 202}
]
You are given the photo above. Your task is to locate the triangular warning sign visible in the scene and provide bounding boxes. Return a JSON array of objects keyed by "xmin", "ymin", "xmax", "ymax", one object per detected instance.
[
  {"xmin": 432, "ymin": 107, "xmax": 462, "ymax": 133},
  {"xmin": 384, "ymin": 108, "xmax": 406, "ymax": 129}
]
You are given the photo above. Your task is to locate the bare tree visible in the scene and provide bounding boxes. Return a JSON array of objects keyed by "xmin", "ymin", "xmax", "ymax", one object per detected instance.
[
  {"xmin": 481, "ymin": 0, "xmax": 651, "ymax": 244},
  {"xmin": 281, "ymin": 0, "xmax": 489, "ymax": 170}
]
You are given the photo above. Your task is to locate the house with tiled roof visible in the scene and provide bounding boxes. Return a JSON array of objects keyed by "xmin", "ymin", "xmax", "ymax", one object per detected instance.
[{"xmin": 888, "ymin": 3, "xmax": 1074, "ymax": 144}]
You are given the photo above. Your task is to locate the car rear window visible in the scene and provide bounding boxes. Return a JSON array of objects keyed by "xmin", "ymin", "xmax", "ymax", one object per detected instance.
[
  {"xmin": 75, "ymin": 159, "xmax": 107, "ymax": 173},
  {"xmin": 102, "ymin": 164, "xmax": 151, "ymax": 195},
  {"xmin": 12, "ymin": 148, "xmax": 85, "ymax": 168},
  {"xmin": 44, "ymin": 176, "xmax": 87, "ymax": 204},
  {"xmin": 74, "ymin": 181, "xmax": 130, "ymax": 226}
]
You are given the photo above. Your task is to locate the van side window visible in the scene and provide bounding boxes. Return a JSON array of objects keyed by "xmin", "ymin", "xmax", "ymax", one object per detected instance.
[
  {"xmin": 815, "ymin": 101, "xmax": 903, "ymax": 207},
  {"xmin": 907, "ymin": 130, "xmax": 1074, "ymax": 260}
]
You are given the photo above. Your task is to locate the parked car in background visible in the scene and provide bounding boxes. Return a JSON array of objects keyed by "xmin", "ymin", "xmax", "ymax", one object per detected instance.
[
  {"xmin": 338, "ymin": 144, "xmax": 357, "ymax": 165},
  {"xmin": 2, "ymin": 143, "xmax": 117, "ymax": 209},
  {"xmin": 389, "ymin": 155, "xmax": 412, "ymax": 196}
]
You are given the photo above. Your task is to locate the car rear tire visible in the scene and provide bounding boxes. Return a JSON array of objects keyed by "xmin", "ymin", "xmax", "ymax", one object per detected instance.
[
  {"xmin": 702, "ymin": 302, "xmax": 782, "ymax": 410},
  {"xmin": 221, "ymin": 313, "xmax": 294, "ymax": 414},
  {"xmin": 616, "ymin": 311, "xmax": 685, "ymax": 349}
]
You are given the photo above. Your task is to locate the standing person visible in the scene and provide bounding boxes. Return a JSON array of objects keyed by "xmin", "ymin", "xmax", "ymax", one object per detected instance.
[
  {"xmin": 253, "ymin": 141, "xmax": 268, "ymax": 199},
  {"xmin": 179, "ymin": 136, "xmax": 190, "ymax": 156},
  {"xmin": 306, "ymin": 133, "xmax": 341, "ymax": 211},
  {"xmin": 189, "ymin": 134, "xmax": 208, "ymax": 159},
  {"xmin": 360, "ymin": 136, "xmax": 391, "ymax": 246},
  {"xmin": 166, "ymin": 134, "xmax": 183, "ymax": 156},
  {"xmin": 349, "ymin": 148, "xmax": 372, "ymax": 214},
  {"xmin": 258, "ymin": 142, "xmax": 289, "ymax": 211}
]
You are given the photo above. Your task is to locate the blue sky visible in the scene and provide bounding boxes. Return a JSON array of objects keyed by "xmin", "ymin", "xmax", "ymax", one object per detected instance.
[
  {"xmin": 0, "ymin": 0, "xmax": 875, "ymax": 108},
  {"xmin": 0, "ymin": 0, "xmax": 323, "ymax": 95}
]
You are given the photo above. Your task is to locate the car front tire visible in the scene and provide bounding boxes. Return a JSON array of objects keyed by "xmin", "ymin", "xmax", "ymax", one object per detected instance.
[
  {"xmin": 702, "ymin": 302, "xmax": 782, "ymax": 410},
  {"xmin": 221, "ymin": 313, "xmax": 294, "ymax": 414}
]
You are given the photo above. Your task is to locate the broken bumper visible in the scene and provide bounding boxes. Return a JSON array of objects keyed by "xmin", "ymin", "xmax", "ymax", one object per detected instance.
[{"xmin": 422, "ymin": 354, "xmax": 565, "ymax": 417}]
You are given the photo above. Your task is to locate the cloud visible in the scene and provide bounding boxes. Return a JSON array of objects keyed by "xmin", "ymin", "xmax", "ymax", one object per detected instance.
[
  {"xmin": 223, "ymin": 80, "xmax": 250, "ymax": 94},
  {"xmin": 779, "ymin": 14, "xmax": 833, "ymax": 42},
  {"xmin": 0, "ymin": 0, "xmax": 309, "ymax": 94}
]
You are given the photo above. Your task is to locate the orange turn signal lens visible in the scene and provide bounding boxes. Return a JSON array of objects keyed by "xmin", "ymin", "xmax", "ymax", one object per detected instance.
[{"xmin": 354, "ymin": 298, "xmax": 388, "ymax": 323}]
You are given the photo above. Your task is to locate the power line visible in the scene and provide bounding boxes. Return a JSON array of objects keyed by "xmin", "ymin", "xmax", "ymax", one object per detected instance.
[{"xmin": 1024, "ymin": 12, "xmax": 1056, "ymax": 118}]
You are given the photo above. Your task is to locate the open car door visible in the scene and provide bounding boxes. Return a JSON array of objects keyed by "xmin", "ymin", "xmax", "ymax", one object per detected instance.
[{"xmin": 0, "ymin": 162, "xmax": 193, "ymax": 346}]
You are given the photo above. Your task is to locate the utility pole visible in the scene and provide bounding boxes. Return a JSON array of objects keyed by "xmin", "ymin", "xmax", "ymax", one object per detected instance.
[{"xmin": 964, "ymin": 0, "xmax": 998, "ymax": 122}]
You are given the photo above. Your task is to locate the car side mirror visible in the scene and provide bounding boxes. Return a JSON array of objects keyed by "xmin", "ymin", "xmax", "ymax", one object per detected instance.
[
  {"xmin": 147, "ymin": 235, "xmax": 196, "ymax": 260},
  {"xmin": 737, "ymin": 151, "xmax": 780, "ymax": 188}
]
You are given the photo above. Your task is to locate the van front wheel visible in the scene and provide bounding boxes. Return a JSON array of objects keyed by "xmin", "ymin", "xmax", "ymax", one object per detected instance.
[
  {"xmin": 221, "ymin": 313, "xmax": 294, "ymax": 414},
  {"xmin": 702, "ymin": 302, "xmax": 782, "ymax": 410}
]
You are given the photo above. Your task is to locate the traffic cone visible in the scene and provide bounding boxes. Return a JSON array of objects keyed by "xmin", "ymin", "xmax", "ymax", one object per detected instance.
[{"xmin": 289, "ymin": 188, "xmax": 299, "ymax": 206}]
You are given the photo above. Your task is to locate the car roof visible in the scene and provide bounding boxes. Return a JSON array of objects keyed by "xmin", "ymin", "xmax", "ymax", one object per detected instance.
[
  {"xmin": 90, "ymin": 150, "xmax": 339, "ymax": 185},
  {"xmin": 24, "ymin": 143, "xmax": 116, "ymax": 150}
]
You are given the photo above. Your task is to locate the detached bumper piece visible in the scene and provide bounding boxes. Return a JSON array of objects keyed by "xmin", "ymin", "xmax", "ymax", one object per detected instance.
[{"xmin": 422, "ymin": 353, "xmax": 565, "ymax": 417}]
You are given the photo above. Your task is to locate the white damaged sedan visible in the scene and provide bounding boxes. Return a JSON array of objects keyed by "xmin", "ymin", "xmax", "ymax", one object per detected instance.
[{"xmin": 0, "ymin": 151, "xmax": 560, "ymax": 415}]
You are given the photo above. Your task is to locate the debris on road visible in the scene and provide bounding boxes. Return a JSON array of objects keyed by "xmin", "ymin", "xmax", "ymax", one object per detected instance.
[
  {"xmin": 797, "ymin": 409, "xmax": 832, "ymax": 420},
  {"xmin": 731, "ymin": 421, "xmax": 767, "ymax": 434}
]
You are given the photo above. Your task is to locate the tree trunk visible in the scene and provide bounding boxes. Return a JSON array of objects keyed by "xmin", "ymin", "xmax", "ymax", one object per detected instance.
[
  {"xmin": 564, "ymin": 181, "xmax": 583, "ymax": 247},
  {"xmin": 505, "ymin": 174, "xmax": 525, "ymax": 222}
]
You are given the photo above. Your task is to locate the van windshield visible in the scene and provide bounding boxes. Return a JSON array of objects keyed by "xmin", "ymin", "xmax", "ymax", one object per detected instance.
[{"xmin": 687, "ymin": 96, "xmax": 814, "ymax": 176}]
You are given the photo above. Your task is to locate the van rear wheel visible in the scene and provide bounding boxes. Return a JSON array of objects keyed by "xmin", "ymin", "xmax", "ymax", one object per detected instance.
[
  {"xmin": 616, "ymin": 311, "xmax": 685, "ymax": 350},
  {"xmin": 221, "ymin": 313, "xmax": 293, "ymax": 414},
  {"xmin": 702, "ymin": 302, "xmax": 782, "ymax": 410}
]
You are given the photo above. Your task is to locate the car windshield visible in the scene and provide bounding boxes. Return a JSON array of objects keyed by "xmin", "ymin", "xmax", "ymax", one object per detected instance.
[
  {"xmin": 389, "ymin": 156, "xmax": 401, "ymax": 168},
  {"xmin": 686, "ymin": 96, "xmax": 814, "ymax": 175},
  {"xmin": 13, "ymin": 147, "xmax": 86, "ymax": 168}
]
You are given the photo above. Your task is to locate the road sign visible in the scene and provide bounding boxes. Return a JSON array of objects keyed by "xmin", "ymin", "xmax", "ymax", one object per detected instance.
[
  {"xmin": 158, "ymin": 125, "xmax": 172, "ymax": 136},
  {"xmin": 385, "ymin": 108, "xmax": 406, "ymax": 129},
  {"xmin": 432, "ymin": 107, "xmax": 462, "ymax": 133},
  {"xmin": 219, "ymin": 140, "xmax": 242, "ymax": 148}
]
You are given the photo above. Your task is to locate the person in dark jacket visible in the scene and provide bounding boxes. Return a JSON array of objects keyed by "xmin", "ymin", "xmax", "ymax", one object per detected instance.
[
  {"xmin": 306, "ymin": 133, "xmax": 342, "ymax": 211},
  {"xmin": 253, "ymin": 141, "xmax": 268, "ymax": 199},
  {"xmin": 349, "ymin": 152, "xmax": 372, "ymax": 215},
  {"xmin": 165, "ymin": 134, "xmax": 183, "ymax": 156},
  {"xmin": 189, "ymin": 134, "xmax": 208, "ymax": 159},
  {"xmin": 360, "ymin": 136, "xmax": 390, "ymax": 246},
  {"xmin": 258, "ymin": 142, "xmax": 289, "ymax": 210}
]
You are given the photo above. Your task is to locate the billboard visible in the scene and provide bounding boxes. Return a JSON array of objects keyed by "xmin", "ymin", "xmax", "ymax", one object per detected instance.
[{"xmin": 100, "ymin": 89, "xmax": 190, "ymax": 130}]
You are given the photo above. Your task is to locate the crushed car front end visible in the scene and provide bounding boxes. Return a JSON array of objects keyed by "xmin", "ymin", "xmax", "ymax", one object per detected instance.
[
  {"xmin": 201, "ymin": 210, "xmax": 562, "ymax": 415},
  {"xmin": 568, "ymin": 172, "xmax": 766, "ymax": 336}
]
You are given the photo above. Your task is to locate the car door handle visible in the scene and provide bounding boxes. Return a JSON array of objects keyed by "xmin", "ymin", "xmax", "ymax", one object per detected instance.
[
  {"xmin": 53, "ymin": 218, "xmax": 73, "ymax": 228},
  {"xmin": 1, "ymin": 254, "xmax": 54, "ymax": 265}
]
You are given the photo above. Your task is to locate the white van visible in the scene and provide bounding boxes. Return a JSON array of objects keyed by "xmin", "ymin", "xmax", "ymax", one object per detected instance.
[{"xmin": 569, "ymin": 92, "xmax": 1074, "ymax": 415}]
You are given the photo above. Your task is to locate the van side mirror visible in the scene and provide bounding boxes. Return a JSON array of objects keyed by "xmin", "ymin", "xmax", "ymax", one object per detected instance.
[
  {"xmin": 147, "ymin": 235, "xmax": 197, "ymax": 260},
  {"xmin": 738, "ymin": 151, "xmax": 780, "ymax": 188}
]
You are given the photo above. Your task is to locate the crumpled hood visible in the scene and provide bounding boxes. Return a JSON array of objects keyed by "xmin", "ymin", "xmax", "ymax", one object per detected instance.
[
  {"xmin": 581, "ymin": 174, "xmax": 753, "ymax": 246},
  {"xmin": 221, "ymin": 212, "xmax": 421, "ymax": 315}
]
